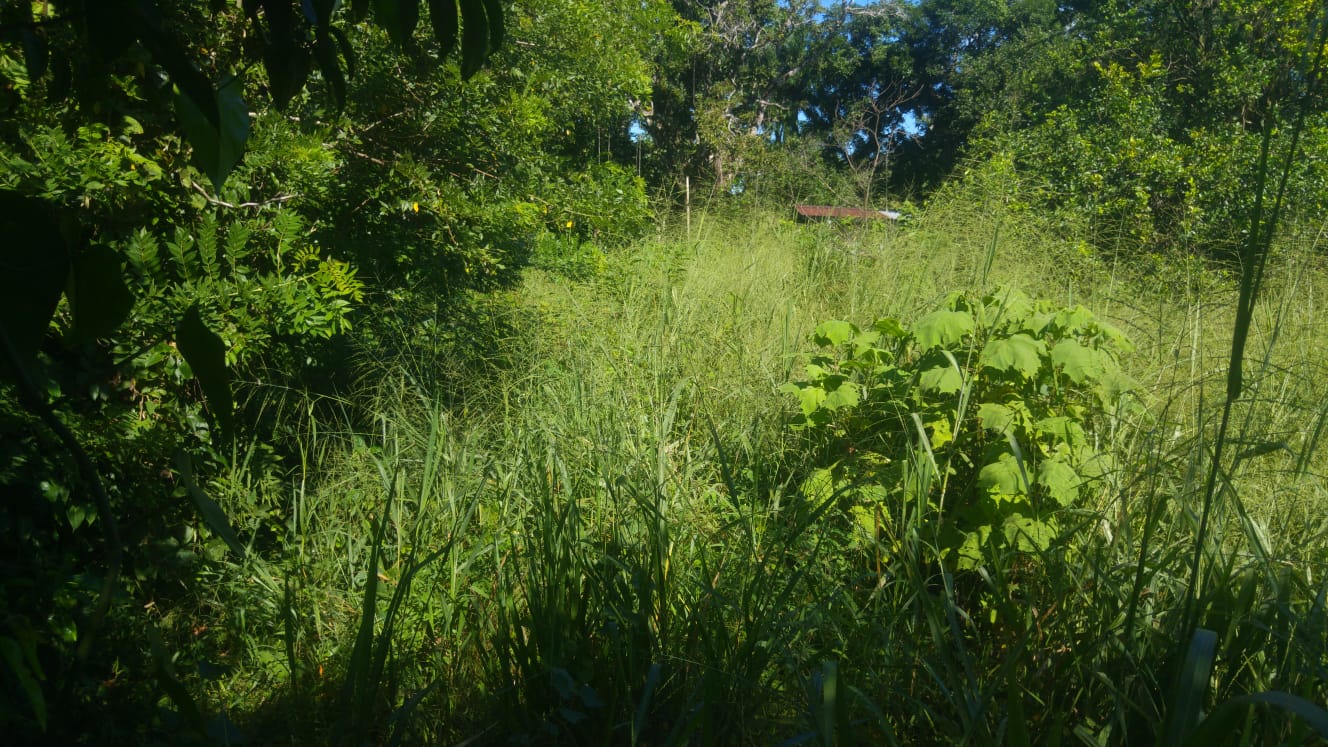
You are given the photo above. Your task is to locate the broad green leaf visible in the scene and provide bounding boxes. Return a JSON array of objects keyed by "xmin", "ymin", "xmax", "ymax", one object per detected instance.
[
  {"xmin": 918, "ymin": 364, "xmax": 963, "ymax": 394},
  {"xmin": 979, "ymin": 452, "xmax": 1027, "ymax": 497},
  {"xmin": 313, "ymin": 32, "xmax": 348, "ymax": 110},
  {"xmin": 1035, "ymin": 416, "xmax": 1087, "ymax": 448},
  {"xmin": 0, "ymin": 192, "xmax": 69, "ymax": 377},
  {"xmin": 821, "ymin": 380, "xmax": 859, "ymax": 411},
  {"xmin": 1186, "ymin": 691, "xmax": 1328, "ymax": 746},
  {"xmin": 954, "ymin": 525, "xmax": 992, "ymax": 570},
  {"xmin": 783, "ymin": 383, "xmax": 826, "ymax": 418},
  {"xmin": 1037, "ymin": 458, "xmax": 1081, "ymax": 506},
  {"xmin": 1163, "ymin": 628, "xmax": 1217, "ymax": 745},
  {"xmin": 1052, "ymin": 305, "xmax": 1095, "ymax": 336},
  {"xmin": 428, "ymin": 0, "xmax": 460, "ymax": 54},
  {"xmin": 1094, "ymin": 369, "xmax": 1136, "ymax": 408},
  {"xmin": 174, "ymin": 450, "xmax": 246, "ymax": 559},
  {"xmin": 1002, "ymin": 513, "xmax": 1054, "ymax": 553},
  {"xmin": 925, "ymin": 415, "xmax": 954, "ymax": 449},
  {"xmin": 481, "ymin": 0, "xmax": 504, "ymax": 52},
  {"xmin": 814, "ymin": 319, "xmax": 856, "ymax": 347},
  {"xmin": 913, "ymin": 309, "xmax": 974, "ymax": 349},
  {"xmin": 175, "ymin": 76, "xmax": 250, "ymax": 191},
  {"xmin": 982, "ymin": 286, "xmax": 1032, "ymax": 328},
  {"xmin": 0, "ymin": 636, "xmax": 45, "ymax": 731},
  {"xmin": 873, "ymin": 317, "xmax": 907, "ymax": 339},
  {"xmin": 374, "ymin": 0, "xmax": 421, "ymax": 46},
  {"xmin": 66, "ymin": 246, "xmax": 133, "ymax": 344},
  {"xmin": 459, "ymin": 0, "xmax": 490, "ymax": 78},
  {"xmin": 802, "ymin": 466, "xmax": 837, "ymax": 504},
  {"xmin": 176, "ymin": 305, "xmax": 233, "ymax": 439},
  {"xmin": 1050, "ymin": 339, "xmax": 1103, "ymax": 384},
  {"xmin": 980, "ymin": 334, "xmax": 1046, "ymax": 379},
  {"xmin": 977, "ymin": 402, "xmax": 1016, "ymax": 433}
]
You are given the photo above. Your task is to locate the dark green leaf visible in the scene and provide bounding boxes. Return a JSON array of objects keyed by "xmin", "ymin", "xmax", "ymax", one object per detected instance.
[
  {"xmin": 175, "ymin": 305, "xmax": 233, "ymax": 439},
  {"xmin": 481, "ymin": 0, "xmax": 503, "ymax": 52},
  {"xmin": 0, "ymin": 636, "xmax": 45, "ymax": 731},
  {"xmin": 979, "ymin": 452, "xmax": 1027, "ymax": 497},
  {"xmin": 458, "ymin": 0, "xmax": 488, "ymax": 78},
  {"xmin": 175, "ymin": 76, "xmax": 250, "ymax": 191},
  {"xmin": 259, "ymin": 0, "xmax": 311, "ymax": 108},
  {"xmin": 977, "ymin": 402, "xmax": 1016, "ymax": 433},
  {"xmin": 20, "ymin": 27, "xmax": 49, "ymax": 81},
  {"xmin": 375, "ymin": 0, "xmax": 420, "ymax": 46},
  {"xmin": 174, "ymin": 450, "xmax": 246, "ymax": 559},
  {"xmin": 330, "ymin": 25, "xmax": 357, "ymax": 79},
  {"xmin": 1186, "ymin": 691, "xmax": 1328, "ymax": 746},
  {"xmin": 314, "ymin": 32, "xmax": 348, "ymax": 109},
  {"xmin": 1164, "ymin": 628, "xmax": 1217, "ymax": 745},
  {"xmin": 66, "ymin": 246, "xmax": 134, "ymax": 344},
  {"xmin": 432, "ymin": 0, "xmax": 464, "ymax": 53},
  {"xmin": 0, "ymin": 191, "xmax": 69, "ymax": 378}
]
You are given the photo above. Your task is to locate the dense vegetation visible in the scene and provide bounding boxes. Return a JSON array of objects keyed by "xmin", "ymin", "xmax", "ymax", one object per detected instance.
[{"xmin": 2, "ymin": 0, "xmax": 1327, "ymax": 743}]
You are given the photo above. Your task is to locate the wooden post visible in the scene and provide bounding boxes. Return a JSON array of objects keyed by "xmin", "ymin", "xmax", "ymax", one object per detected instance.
[{"xmin": 685, "ymin": 176, "xmax": 691, "ymax": 237}]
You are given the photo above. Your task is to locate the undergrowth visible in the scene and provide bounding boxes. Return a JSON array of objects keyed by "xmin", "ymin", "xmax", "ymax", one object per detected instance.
[{"xmin": 152, "ymin": 189, "xmax": 1328, "ymax": 745}]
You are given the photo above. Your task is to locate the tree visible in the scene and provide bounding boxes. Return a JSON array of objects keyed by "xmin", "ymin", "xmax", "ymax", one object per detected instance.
[{"xmin": 0, "ymin": 1, "xmax": 505, "ymax": 738}]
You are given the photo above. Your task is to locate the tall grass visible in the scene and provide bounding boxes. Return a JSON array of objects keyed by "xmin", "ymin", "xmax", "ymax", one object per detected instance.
[{"xmin": 179, "ymin": 164, "xmax": 1328, "ymax": 744}]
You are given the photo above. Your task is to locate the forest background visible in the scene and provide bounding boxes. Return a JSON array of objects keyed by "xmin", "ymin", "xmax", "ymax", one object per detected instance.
[{"xmin": 2, "ymin": 0, "xmax": 1328, "ymax": 744}]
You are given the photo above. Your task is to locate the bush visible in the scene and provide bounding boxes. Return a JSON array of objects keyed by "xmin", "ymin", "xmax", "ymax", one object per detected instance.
[{"xmin": 783, "ymin": 287, "xmax": 1137, "ymax": 568}]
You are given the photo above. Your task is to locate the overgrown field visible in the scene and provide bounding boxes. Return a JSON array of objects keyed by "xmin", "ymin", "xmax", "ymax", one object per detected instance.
[{"xmin": 154, "ymin": 187, "xmax": 1328, "ymax": 744}]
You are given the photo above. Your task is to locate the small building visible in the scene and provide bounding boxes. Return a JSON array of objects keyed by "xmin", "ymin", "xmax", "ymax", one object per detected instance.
[{"xmin": 794, "ymin": 204, "xmax": 902, "ymax": 223}]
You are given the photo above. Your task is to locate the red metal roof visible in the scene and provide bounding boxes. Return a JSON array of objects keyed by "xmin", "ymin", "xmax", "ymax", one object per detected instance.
[{"xmin": 794, "ymin": 204, "xmax": 901, "ymax": 221}]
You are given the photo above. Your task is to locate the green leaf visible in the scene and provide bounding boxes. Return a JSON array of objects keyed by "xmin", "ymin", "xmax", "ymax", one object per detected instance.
[
  {"xmin": 977, "ymin": 402, "xmax": 1016, "ymax": 433},
  {"xmin": 459, "ymin": 0, "xmax": 489, "ymax": 78},
  {"xmin": 0, "ymin": 192, "xmax": 69, "ymax": 377},
  {"xmin": 913, "ymin": 309, "xmax": 974, "ymax": 349},
  {"xmin": 821, "ymin": 380, "xmax": 859, "ymax": 411},
  {"xmin": 1164, "ymin": 628, "xmax": 1217, "ymax": 745},
  {"xmin": 980, "ymin": 334, "xmax": 1046, "ymax": 379},
  {"xmin": 1050, "ymin": 339, "xmax": 1103, "ymax": 384},
  {"xmin": 813, "ymin": 319, "xmax": 856, "ymax": 347},
  {"xmin": 1002, "ymin": 513, "xmax": 1054, "ymax": 553},
  {"xmin": 1037, "ymin": 458, "xmax": 1081, "ymax": 506},
  {"xmin": 873, "ymin": 317, "xmax": 907, "ymax": 339},
  {"xmin": 1186, "ymin": 691, "xmax": 1328, "ymax": 746},
  {"xmin": 375, "ymin": 0, "xmax": 421, "ymax": 45},
  {"xmin": 0, "ymin": 636, "xmax": 45, "ymax": 731},
  {"xmin": 1051, "ymin": 305, "xmax": 1095, "ymax": 336},
  {"xmin": 174, "ymin": 450, "xmax": 246, "ymax": 559},
  {"xmin": 481, "ymin": 0, "xmax": 504, "ymax": 52},
  {"xmin": 313, "ymin": 32, "xmax": 348, "ymax": 109},
  {"xmin": 783, "ymin": 383, "xmax": 825, "ymax": 418},
  {"xmin": 175, "ymin": 305, "xmax": 233, "ymax": 440},
  {"xmin": 918, "ymin": 364, "xmax": 963, "ymax": 394},
  {"xmin": 66, "ymin": 246, "xmax": 134, "ymax": 344},
  {"xmin": 175, "ymin": 76, "xmax": 250, "ymax": 191},
  {"xmin": 802, "ymin": 466, "xmax": 837, "ymax": 504},
  {"xmin": 979, "ymin": 452, "xmax": 1027, "ymax": 497},
  {"xmin": 1034, "ymin": 416, "xmax": 1087, "ymax": 449},
  {"xmin": 428, "ymin": 0, "xmax": 460, "ymax": 54}
]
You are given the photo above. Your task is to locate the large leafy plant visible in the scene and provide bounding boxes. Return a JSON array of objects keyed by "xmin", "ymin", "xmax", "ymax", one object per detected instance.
[{"xmin": 783, "ymin": 288, "xmax": 1136, "ymax": 568}]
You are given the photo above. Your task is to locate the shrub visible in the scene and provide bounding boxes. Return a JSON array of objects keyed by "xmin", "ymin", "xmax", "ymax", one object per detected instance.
[{"xmin": 783, "ymin": 287, "xmax": 1137, "ymax": 568}]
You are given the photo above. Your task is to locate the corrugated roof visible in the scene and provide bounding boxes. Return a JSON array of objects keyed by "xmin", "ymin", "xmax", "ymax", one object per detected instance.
[{"xmin": 794, "ymin": 204, "xmax": 901, "ymax": 221}]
